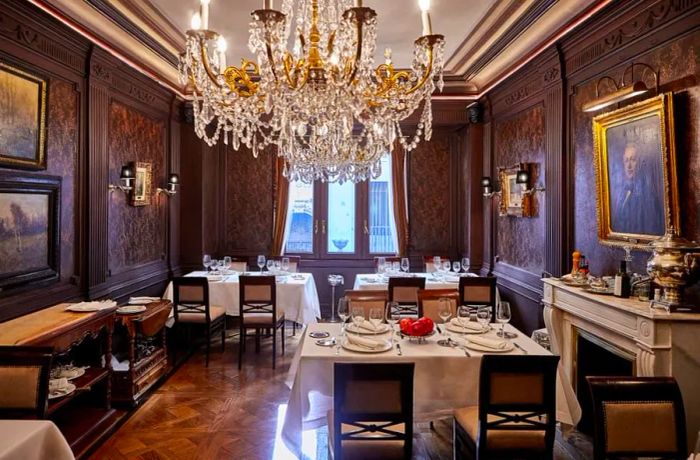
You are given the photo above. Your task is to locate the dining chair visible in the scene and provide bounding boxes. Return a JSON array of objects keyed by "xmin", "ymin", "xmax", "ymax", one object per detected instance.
[
  {"xmin": 453, "ymin": 355, "xmax": 559, "ymax": 460},
  {"xmin": 238, "ymin": 275, "xmax": 285, "ymax": 370},
  {"xmin": 388, "ymin": 277, "xmax": 426, "ymax": 317},
  {"xmin": 329, "ymin": 362, "xmax": 415, "ymax": 460},
  {"xmin": 228, "ymin": 256, "xmax": 249, "ymax": 272},
  {"xmin": 0, "ymin": 346, "xmax": 53, "ymax": 419},
  {"xmin": 172, "ymin": 277, "xmax": 226, "ymax": 367},
  {"xmin": 344, "ymin": 290, "xmax": 389, "ymax": 318},
  {"xmin": 417, "ymin": 288, "xmax": 459, "ymax": 322},
  {"xmin": 458, "ymin": 276, "xmax": 497, "ymax": 315},
  {"xmin": 424, "ymin": 255, "xmax": 450, "ymax": 273},
  {"xmin": 269, "ymin": 255, "xmax": 301, "ymax": 272},
  {"xmin": 586, "ymin": 376, "xmax": 687, "ymax": 460}
]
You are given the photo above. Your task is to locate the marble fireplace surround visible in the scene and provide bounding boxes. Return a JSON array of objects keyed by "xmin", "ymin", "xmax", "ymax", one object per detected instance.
[{"xmin": 542, "ymin": 279, "xmax": 700, "ymax": 449}]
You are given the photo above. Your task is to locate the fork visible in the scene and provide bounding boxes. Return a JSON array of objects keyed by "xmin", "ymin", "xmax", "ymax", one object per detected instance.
[{"xmin": 459, "ymin": 346, "xmax": 471, "ymax": 357}]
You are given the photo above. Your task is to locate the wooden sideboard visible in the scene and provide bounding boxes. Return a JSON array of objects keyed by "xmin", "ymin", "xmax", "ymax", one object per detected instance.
[
  {"xmin": 112, "ymin": 300, "xmax": 171, "ymax": 405},
  {"xmin": 0, "ymin": 303, "xmax": 125, "ymax": 459}
]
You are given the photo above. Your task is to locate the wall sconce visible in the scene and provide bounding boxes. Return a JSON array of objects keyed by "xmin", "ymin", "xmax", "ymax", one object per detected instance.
[
  {"xmin": 582, "ymin": 62, "xmax": 659, "ymax": 113},
  {"xmin": 515, "ymin": 169, "xmax": 545, "ymax": 195},
  {"xmin": 481, "ymin": 176, "xmax": 501, "ymax": 199},
  {"xmin": 108, "ymin": 165, "xmax": 135, "ymax": 193},
  {"xmin": 156, "ymin": 173, "xmax": 180, "ymax": 196}
]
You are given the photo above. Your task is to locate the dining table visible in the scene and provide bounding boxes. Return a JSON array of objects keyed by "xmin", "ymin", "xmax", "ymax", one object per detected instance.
[
  {"xmin": 0, "ymin": 420, "xmax": 74, "ymax": 460},
  {"xmin": 282, "ymin": 322, "xmax": 581, "ymax": 454},
  {"xmin": 163, "ymin": 271, "xmax": 321, "ymax": 324}
]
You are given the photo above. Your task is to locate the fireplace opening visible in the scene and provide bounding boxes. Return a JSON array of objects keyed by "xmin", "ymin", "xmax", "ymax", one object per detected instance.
[{"xmin": 575, "ymin": 329, "xmax": 635, "ymax": 434}]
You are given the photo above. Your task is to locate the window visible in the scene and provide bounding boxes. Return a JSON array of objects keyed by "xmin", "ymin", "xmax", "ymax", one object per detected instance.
[{"xmin": 283, "ymin": 154, "xmax": 398, "ymax": 258}]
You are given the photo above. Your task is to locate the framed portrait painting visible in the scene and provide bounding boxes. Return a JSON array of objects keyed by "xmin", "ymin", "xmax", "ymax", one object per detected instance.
[
  {"xmin": 0, "ymin": 62, "xmax": 48, "ymax": 170},
  {"xmin": 130, "ymin": 162, "xmax": 152, "ymax": 206},
  {"xmin": 0, "ymin": 172, "xmax": 60, "ymax": 290},
  {"xmin": 592, "ymin": 93, "xmax": 680, "ymax": 248}
]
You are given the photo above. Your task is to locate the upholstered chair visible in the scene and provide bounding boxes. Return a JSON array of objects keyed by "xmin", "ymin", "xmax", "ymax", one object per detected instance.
[
  {"xmin": 388, "ymin": 277, "xmax": 426, "ymax": 317},
  {"xmin": 344, "ymin": 290, "xmax": 389, "ymax": 319},
  {"xmin": 458, "ymin": 276, "xmax": 497, "ymax": 316},
  {"xmin": 417, "ymin": 289, "xmax": 459, "ymax": 322},
  {"xmin": 238, "ymin": 275, "xmax": 285, "ymax": 370},
  {"xmin": 0, "ymin": 346, "xmax": 53, "ymax": 419}
]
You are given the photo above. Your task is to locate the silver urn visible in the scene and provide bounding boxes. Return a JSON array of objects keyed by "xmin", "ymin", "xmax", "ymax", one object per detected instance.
[{"xmin": 646, "ymin": 227, "xmax": 700, "ymax": 305}]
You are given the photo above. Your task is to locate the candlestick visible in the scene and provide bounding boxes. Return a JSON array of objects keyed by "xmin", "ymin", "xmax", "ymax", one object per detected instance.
[
  {"xmin": 217, "ymin": 36, "xmax": 227, "ymax": 69},
  {"xmin": 264, "ymin": 0, "xmax": 273, "ymax": 9},
  {"xmin": 354, "ymin": 0, "xmax": 363, "ymax": 6},
  {"xmin": 190, "ymin": 12, "xmax": 201, "ymax": 30},
  {"xmin": 421, "ymin": 11, "xmax": 432, "ymax": 36},
  {"xmin": 201, "ymin": 0, "xmax": 210, "ymax": 30}
]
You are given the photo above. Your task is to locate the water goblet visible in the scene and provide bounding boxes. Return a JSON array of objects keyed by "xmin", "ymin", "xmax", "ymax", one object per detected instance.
[
  {"xmin": 432, "ymin": 256, "xmax": 441, "ymax": 272},
  {"xmin": 461, "ymin": 257, "xmax": 470, "ymax": 273},
  {"xmin": 223, "ymin": 256, "xmax": 232, "ymax": 274},
  {"xmin": 282, "ymin": 257, "xmax": 290, "ymax": 272},
  {"xmin": 496, "ymin": 301, "xmax": 515, "ymax": 338},
  {"xmin": 392, "ymin": 261, "xmax": 400, "ymax": 274},
  {"xmin": 266, "ymin": 259, "xmax": 274, "ymax": 272},
  {"xmin": 476, "ymin": 306, "xmax": 492, "ymax": 332},
  {"xmin": 337, "ymin": 297, "xmax": 349, "ymax": 337},
  {"xmin": 452, "ymin": 261, "xmax": 461, "ymax": 273},
  {"xmin": 401, "ymin": 257, "xmax": 410, "ymax": 274},
  {"xmin": 457, "ymin": 305, "xmax": 471, "ymax": 329},
  {"xmin": 369, "ymin": 307, "xmax": 384, "ymax": 331},
  {"xmin": 442, "ymin": 261, "xmax": 451, "ymax": 277},
  {"xmin": 351, "ymin": 306, "xmax": 365, "ymax": 331},
  {"xmin": 385, "ymin": 301, "xmax": 400, "ymax": 342},
  {"xmin": 257, "ymin": 255, "xmax": 266, "ymax": 272},
  {"xmin": 437, "ymin": 298, "xmax": 454, "ymax": 347},
  {"xmin": 377, "ymin": 256, "xmax": 386, "ymax": 274},
  {"xmin": 274, "ymin": 260, "xmax": 282, "ymax": 272},
  {"xmin": 203, "ymin": 254, "xmax": 212, "ymax": 272}
]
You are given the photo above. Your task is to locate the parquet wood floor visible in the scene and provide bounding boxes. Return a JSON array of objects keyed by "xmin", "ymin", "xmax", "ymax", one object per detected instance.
[{"xmin": 89, "ymin": 328, "xmax": 591, "ymax": 460}]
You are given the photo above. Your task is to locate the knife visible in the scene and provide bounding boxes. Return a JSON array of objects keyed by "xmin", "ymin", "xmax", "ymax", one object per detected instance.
[
  {"xmin": 513, "ymin": 342, "xmax": 528, "ymax": 354},
  {"xmin": 396, "ymin": 343, "xmax": 403, "ymax": 356},
  {"xmin": 436, "ymin": 325, "xmax": 443, "ymax": 334}
]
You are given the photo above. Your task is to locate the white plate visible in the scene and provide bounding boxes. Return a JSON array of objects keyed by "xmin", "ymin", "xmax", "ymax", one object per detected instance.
[
  {"xmin": 65, "ymin": 303, "xmax": 104, "ymax": 312},
  {"xmin": 49, "ymin": 383, "xmax": 76, "ymax": 400},
  {"xmin": 464, "ymin": 341, "xmax": 515, "ymax": 353},
  {"xmin": 117, "ymin": 305, "xmax": 147, "ymax": 314},
  {"xmin": 446, "ymin": 323, "xmax": 489, "ymax": 335},
  {"xmin": 341, "ymin": 338, "xmax": 392, "ymax": 353},
  {"xmin": 345, "ymin": 323, "xmax": 391, "ymax": 335},
  {"xmin": 57, "ymin": 367, "xmax": 85, "ymax": 380}
]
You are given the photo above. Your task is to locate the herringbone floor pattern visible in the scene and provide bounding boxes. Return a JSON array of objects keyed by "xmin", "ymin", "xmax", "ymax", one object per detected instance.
[{"xmin": 89, "ymin": 328, "xmax": 591, "ymax": 460}]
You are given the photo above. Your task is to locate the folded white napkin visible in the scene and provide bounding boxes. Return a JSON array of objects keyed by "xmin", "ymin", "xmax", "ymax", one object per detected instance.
[
  {"xmin": 49, "ymin": 378, "xmax": 69, "ymax": 392},
  {"xmin": 357, "ymin": 320, "xmax": 379, "ymax": 332},
  {"xmin": 346, "ymin": 334, "xmax": 383, "ymax": 349},
  {"xmin": 450, "ymin": 318, "xmax": 485, "ymax": 331},
  {"xmin": 129, "ymin": 296, "xmax": 160, "ymax": 304},
  {"xmin": 67, "ymin": 300, "xmax": 116, "ymax": 312},
  {"xmin": 467, "ymin": 335, "xmax": 509, "ymax": 350}
]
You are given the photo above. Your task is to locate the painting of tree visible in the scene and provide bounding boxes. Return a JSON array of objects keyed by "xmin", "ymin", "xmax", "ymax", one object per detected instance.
[
  {"xmin": 0, "ymin": 63, "xmax": 47, "ymax": 169},
  {"xmin": 0, "ymin": 193, "xmax": 49, "ymax": 275}
]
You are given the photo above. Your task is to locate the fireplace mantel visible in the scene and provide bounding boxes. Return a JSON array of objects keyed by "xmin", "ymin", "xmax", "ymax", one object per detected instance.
[{"xmin": 543, "ymin": 278, "xmax": 700, "ymax": 448}]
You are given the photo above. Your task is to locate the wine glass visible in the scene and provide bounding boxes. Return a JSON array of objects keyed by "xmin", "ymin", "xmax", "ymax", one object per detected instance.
[
  {"xmin": 462, "ymin": 257, "xmax": 470, "ymax": 273},
  {"xmin": 385, "ymin": 301, "xmax": 400, "ymax": 342},
  {"xmin": 442, "ymin": 260, "xmax": 451, "ymax": 275},
  {"xmin": 351, "ymin": 306, "xmax": 365, "ymax": 331},
  {"xmin": 337, "ymin": 297, "xmax": 349, "ymax": 339},
  {"xmin": 282, "ymin": 257, "xmax": 290, "ymax": 272},
  {"xmin": 257, "ymin": 255, "xmax": 266, "ymax": 272},
  {"xmin": 377, "ymin": 256, "xmax": 386, "ymax": 274},
  {"xmin": 401, "ymin": 257, "xmax": 410, "ymax": 274},
  {"xmin": 266, "ymin": 259, "xmax": 274, "ymax": 272},
  {"xmin": 210, "ymin": 259, "xmax": 219, "ymax": 274},
  {"xmin": 203, "ymin": 254, "xmax": 212, "ymax": 272},
  {"xmin": 496, "ymin": 301, "xmax": 512, "ymax": 338},
  {"xmin": 437, "ymin": 298, "xmax": 454, "ymax": 346},
  {"xmin": 457, "ymin": 305, "xmax": 471, "ymax": 328},
  {"xmin": 477, "ymin": 306, "xmax": 492, "ymax": 332},
  {"xmin": 369, "ymin": 307, "xmax": 383, "ymax": 330},
  {"xmin": 432, "ymin": 256, "xmax": 441, "ymax": 272},
  {"xmin": 223, "ymin": 256, "xmax": 232, "ymax": 274},
  {"xmin": 452, "ymin": 261, "xmax": 461, "ymax": 273},
  {"xmin": 274, "ymin": 260, "xmax": 282, "ymax": 272}
]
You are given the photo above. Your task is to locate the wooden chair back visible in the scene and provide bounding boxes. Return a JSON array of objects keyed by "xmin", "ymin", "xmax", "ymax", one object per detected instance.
[
  {"xmin": 172, "ymin": 277, "xmax": 214, "ymax": 325},
  {"xmin": 388, "ymin": 277, "xmax": 426, "ymax": 317},
  {"xmin": 239, "ymin": 275, "xmax": 277, "ymax": 326},
  {"xmin": 333, "ymin": 362, "xmax": 414, "ymax": 460},
  {"xmin": 417, "ymin": 289, "xmax": 459, "ymax": 322},
  {"xmin": 227, "ymin": 256, "xmax": 248, "ymax": 272},
  {"xmin": 344, "ymin": 290, "xmax": 388, "ymax": 319},
  {"xmin": 458, "ymin": 276, "xmax": 497, "ymax": 314},
  {"xmin": 477, "ymin": 355, "xmax": 559, "ymax": 458},
  {"xmin": 586, "ymin": 376, "xmax": 687, "ymax": 460},
  {"xmin": 0, "ymin": 346, "xmax": 53, "ymax": 419}
]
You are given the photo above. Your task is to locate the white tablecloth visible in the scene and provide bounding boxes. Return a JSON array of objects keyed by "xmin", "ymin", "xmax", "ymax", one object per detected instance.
[
  {"xmin": 282, "ymin": 323, "xmax": 580, "ymax": 453},
  {"xmin": 163, "ymin": 271, "xmax": 321, "ymax": 324},
  {"xmin": 0, "ymin": 420, "xmax": 74, "ymax": 460},
  {"xmin": 353, "ymin": 272, "xmax": 501, "ymax": 304}
]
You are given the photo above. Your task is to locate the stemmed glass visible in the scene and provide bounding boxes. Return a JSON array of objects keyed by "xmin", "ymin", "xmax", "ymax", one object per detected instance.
[
  {"xmin": 401, "ymin": 257, "xmax": 410, "ymax": 274},
  {"xmin": 442, "ymin": 260, "xmax": 451, "ymax": 278},
  {"xmin": 210, "ymin": 259, "xmax": 219, "ymax": 274},
  {"xmin": 496, "ymin": 301, "xmax": 514, "ymax": 338},
  {"xmin": 457, "ymin": 305, "xmax": 471, "ymax": 329},
  {"xmin": 392, "ymin": 261, "xmax": 400, "ymax": 274},
  {"xmin": 369, "ymin": 307, "xmax": 384, "ymax": 331},
  {"xmin": 257, "ymin": 255, "xmax": 266, "ymax": 272},
  {"xmin": 274, "ymin": 260, "xmax": 282, "ymax": 272},
  {"xmin": 266, "ymin": 259, "xmax": 274, "ymax": 272},
  {"xmin": 477, "ymin": 306, "xmax": 492, "ymax": 332},
  {"xmin": 462, "ymin": 257, "xmax": 470, "ymax": 273},
  {"xmin": 437, "ymin": 298, "xmax": 454, "ymax": 347},
  {"xmin": 282, "ymin": 257, "xmax": 290, "ymax": 272},
  {"xmin": 203, "ymin": 254, "xmax": 212, "ymax": 272},
  {"xmin": 351, "ymin": 306, "xmax": 365, "ymax": 334},
  {"xmin": 377, "ymin": 256, "xmax": 386, "ymax": 274},
  {"xmin": 337, "ymin": 298, "xmax": 349, "ymax": 340},
  {"xmin": 385, "ymin": 301, "xmax": 400, "ymax": 344},
  {"xmin": 452, "ymin": 261, "xmax": 461, "ymax": 273},
  {"xmin": 223, "ymin": 256, "xmax": 232, "ymax": 274},
  {"xmin": 432, "ymin": 256, "xmax": 441, "ymax": 272}
]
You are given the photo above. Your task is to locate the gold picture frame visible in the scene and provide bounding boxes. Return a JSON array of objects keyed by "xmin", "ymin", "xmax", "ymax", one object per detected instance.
[
  {"xmin": 130, "ymin": 162, "xmax": 152, "ymax": 206},
  {"xmin": 498, "ymin": 163, "xmax": 533, "ymax": 217},
  {"xmin": 0, "ymin": 62, "xmax": 47, "ymax": 170},
  {"xmin": 592, "ymin": 93, "xmax": 680, "ymax": 248}
]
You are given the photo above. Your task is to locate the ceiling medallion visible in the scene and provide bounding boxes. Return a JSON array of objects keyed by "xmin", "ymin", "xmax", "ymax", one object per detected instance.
[{"xmin": 180, "ymin": 0, "xmax": 445, "ymax": 183}]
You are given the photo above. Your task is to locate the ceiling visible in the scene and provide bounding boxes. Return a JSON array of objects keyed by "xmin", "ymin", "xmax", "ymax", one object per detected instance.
[
  {"xmin": 148, "ymin": 0, "xmax": 497, "ymax": 74},
  {"xmin": 36, "ymin": 0, "xmax": 612, "ymax": 98}
]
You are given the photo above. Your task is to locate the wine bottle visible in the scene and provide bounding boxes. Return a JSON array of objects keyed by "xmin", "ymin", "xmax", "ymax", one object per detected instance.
[{"xmin": 614, "ymin": 260, "xmax": 631, "ymax": 298}]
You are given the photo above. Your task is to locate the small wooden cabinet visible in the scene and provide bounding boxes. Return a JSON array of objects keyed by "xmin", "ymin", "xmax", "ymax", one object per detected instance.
[{"xmin": 111, "ymin": 300, "xmax": 171, "ymax": 406}]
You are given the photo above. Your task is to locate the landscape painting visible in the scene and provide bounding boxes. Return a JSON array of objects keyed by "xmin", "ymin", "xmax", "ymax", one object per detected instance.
[
  {"xmin": 0, "ymin": 62, "xmax": 47, "ymax": 169},
  {"xmin": 0, "ymin": 173, "xmax": 60, "ymax": 290}
]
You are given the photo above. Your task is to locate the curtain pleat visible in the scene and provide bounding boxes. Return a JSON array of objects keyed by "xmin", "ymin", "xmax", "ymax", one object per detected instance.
[
  {"xmin": 272, "ymin": 157, "xmax": 289, "ymax": 256},
  {"xmin": 391, "ymin": 145, "xmax": 409, "ymax": 256}
]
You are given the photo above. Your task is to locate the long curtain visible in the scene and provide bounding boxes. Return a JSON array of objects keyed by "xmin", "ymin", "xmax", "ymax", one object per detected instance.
[
  {"xmin": 272, "ymin": 157, "xmax": 289, "ymax": 256},
  {"xmin": 391, "ymin": 145, "xmax": 409, "ymax": 256}
]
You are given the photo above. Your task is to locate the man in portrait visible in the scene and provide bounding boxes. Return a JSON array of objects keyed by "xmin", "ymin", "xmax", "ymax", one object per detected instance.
[{"xmin": 609, "ymin": 135, "xmax": 665, "ymax": 236}]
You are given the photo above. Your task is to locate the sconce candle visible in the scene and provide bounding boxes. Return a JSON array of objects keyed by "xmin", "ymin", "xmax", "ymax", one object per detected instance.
[
  {"xmin": 200, "ymin": 0, "xmax": 210, "ymax": 30},
  {"xmin": 481, "ymin": 176, "xmax": 492, "ymax": 188},
  {"xmin": 516, "ymin": 169, "xmax": 530, "ymax": 185},
  {"xmin": 157, "ymin": 173, "xmax": 180, "ymax": 196}
]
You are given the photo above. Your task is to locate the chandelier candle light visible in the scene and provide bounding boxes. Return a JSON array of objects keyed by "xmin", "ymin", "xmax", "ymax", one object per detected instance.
[{"xmin": 180, "ymin": 0, "xmax": 445, "ymax": 183}]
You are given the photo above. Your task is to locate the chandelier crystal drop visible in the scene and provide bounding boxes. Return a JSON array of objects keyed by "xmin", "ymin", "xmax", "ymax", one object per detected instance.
[{"xmin": 179, "ymin": 0, "xmax": 445, "ymax": 183}]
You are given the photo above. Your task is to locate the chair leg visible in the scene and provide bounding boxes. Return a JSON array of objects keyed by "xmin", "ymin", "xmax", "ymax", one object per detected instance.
[{"xmin": 272, "ymin": 325, "xmax": 277, "ymax": 370}]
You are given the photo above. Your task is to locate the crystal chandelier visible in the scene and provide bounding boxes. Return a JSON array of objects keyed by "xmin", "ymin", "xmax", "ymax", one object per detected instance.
[{"xmin": 179, "ymin": 0, "xmax": 445, "ymax": 183}]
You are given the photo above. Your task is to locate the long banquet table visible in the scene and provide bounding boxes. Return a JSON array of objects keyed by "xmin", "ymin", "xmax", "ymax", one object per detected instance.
[
  {"xmin": 282, "ymin": 322, "xmax": 581, "ymax": 453},
  {"xmin": 163, "ymin": 271, "xmax": 321, "ymax": 324}
]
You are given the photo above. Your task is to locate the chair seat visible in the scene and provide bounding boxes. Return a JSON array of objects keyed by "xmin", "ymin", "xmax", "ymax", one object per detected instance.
[
  {"xmin": 454, "ymin": 406, "xmax": 546, "ymax": 452},
  {"xmin": 178, "ymin": 305, "xmax": 226, "ymax": 324},
  {"xmin": 327, "ymin": 411, "xmax": 406, "ymax": 460},
  {"xmin": 243, "ymin": 310, "xmax": 284, "ymax": 326}
]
